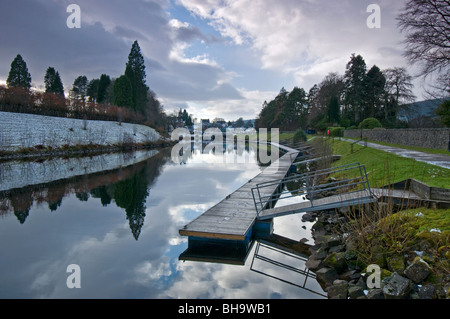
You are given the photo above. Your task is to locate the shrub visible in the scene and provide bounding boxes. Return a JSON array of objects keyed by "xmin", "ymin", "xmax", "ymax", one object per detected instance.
[
  {"xmin": 293, "ymin": 129, "xmax": 307, "ymax": 143},
  {"xmin": 358, "ymin": 117, "xmax": 383, "ymax": 129},
  {"xmin": 328, "ymin": 127, "xmax": 344, "ymax": 137}
]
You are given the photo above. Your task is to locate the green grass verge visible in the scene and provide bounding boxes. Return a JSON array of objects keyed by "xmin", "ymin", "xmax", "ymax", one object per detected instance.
[
  {"xmin": 343, "ymin": 136, "xmax": 450, "ymax": 156},
  {"xmin": 347, "ymin": 207, "xmax": 450, "ymax": 279},
  {"xmin": 326, "ymin": 139, "xmax": 450, "ymax": 188}
]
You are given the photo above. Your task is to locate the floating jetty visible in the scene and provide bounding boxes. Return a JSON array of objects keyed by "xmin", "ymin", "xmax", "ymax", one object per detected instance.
[
  {"xmin": 179, "ymin": 143, "xmax": 299, "ymax": 250},
  {"xmin": 178, "ymin": 143, "xmax": 376, "ymax": 264},
  {"xmin": 179, "ymin": 143, "xmax": 300, "ymax": 263},
  {"xmin": 178, "ymin": 141, "xmax": 450, "ymax": 265}
]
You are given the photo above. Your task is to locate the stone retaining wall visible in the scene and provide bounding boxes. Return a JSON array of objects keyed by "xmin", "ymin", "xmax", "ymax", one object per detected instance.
[{"xmin": 343, "ymin": 128, "xmax": 450, "ymax": 151}]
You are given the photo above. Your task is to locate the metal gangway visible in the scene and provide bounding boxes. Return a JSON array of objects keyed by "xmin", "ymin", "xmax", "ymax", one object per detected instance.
[{"xmin": 252, "ymin": 163, "xmax": 377, "ymax": 220}]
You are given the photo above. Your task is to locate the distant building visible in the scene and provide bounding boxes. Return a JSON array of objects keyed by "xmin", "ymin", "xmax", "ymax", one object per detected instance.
[{"xmin": 212, "ymin": 118, "xmax": 226, "ymax": 124}]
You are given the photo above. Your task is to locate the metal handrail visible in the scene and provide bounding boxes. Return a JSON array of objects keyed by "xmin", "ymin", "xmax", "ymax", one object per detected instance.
[
  {"xmin": 251, "ymin": 162, "xmax": 373, "ymax": 216},
  {"xmin": 254, "ymin": 162, "xmax": 362, "ymax": 189}
]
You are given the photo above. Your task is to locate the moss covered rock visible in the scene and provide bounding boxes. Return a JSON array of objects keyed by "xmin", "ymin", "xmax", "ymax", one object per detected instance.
[
  {"xmin": 323, "ymin": 252, "xmax": 348, "ymax": 274},
  {"xmin": 404, "ymin": 257, "xmax": 431, "ymax": 284},
  {"xmin": 387, "ymin": 255, "xmax": 406, "ymax": 275}
]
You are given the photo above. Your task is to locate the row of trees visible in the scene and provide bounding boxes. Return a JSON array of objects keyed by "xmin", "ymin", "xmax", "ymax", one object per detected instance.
[
  {"xmin": 256, "ymin": 0, "xmax": 450, "ymax": 131},
  {"xmin": 150, "ymin": 0, "xmax": 450, "ymax": 132},
  {"xmin": 256, "ymin": 54, "xmax": 416, "ymax": 131},
  {"xmin": 1, "ymin": 41, "xmax": 167, "ymax": 131}
]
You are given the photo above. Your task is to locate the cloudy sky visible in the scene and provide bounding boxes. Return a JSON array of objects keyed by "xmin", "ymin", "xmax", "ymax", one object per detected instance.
[{"xmin": 0, "ymin": 0, "xmax": 421, "ymax": 121}]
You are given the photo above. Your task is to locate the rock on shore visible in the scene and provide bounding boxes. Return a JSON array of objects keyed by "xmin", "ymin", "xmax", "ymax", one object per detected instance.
[{"xmin": 304, "ymin": 209, "xmax": 449, "ymax": 299}]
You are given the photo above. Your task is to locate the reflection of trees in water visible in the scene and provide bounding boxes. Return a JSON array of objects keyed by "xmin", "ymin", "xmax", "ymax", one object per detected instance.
[
  {"xmin": 285, "ymin": 165, "xmax": 307, "ymax": 196},
  {"xmin": 90, "ymin": 185, "xmax": 112, "ymax": 206},
  {"xmin": 0, "ymin": 149, "xmax": 171, "ymax": 239},
  {"xmin": 113, "ymin": 170, "xmax": 148, "ymax": 240}
]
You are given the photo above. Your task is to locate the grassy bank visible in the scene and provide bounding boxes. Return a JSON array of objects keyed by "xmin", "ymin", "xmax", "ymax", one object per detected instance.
[
  {"xmin": 310, "ymin": 138, "xmax": 450, "ymax": 297},
  {"xmin": 325, "ymin": 138, "xmax": 450, "ymax": 188},
  {"xmin": 341, "ymin": 205, "xmax": 450, "ymax": 292}
]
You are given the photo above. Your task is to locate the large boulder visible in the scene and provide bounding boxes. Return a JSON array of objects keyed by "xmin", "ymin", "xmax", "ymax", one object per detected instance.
[
  {"xmin": 367, "ymin": 288, "xmax": 384, "ymax": 299},
  {"xmin": 348, "ymin": 286, "xmax": 366, "ymax": 299},
  {"xmin": 383, "ymin": 272, "xmax": 413, "ymax": 299},
  {"xmin": 316, "ymin": 267, "xmax": 339, "ymax": 287},
  {"xmin": 327, "ymin": 281, "xmax": 348, "ymax": 299},
  {"xmin": 305, "ymin": 257, "xmax": 323, "ymax": 271},
  {"xmin": 404, "ymin": 258, "xmax": 431, "ymax": 284},
  {"xmin": 323, "ymin": 252, "xmax": 348, "ymax": 274}
]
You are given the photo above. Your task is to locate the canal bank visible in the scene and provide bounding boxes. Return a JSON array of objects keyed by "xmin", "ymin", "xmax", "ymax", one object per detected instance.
[
  {"xmin": 304, "ymin": 138, "xmax": 450, "ymax": 299},
  {"xmin": 304, "ymin": 203, "xmax": 450, "ymax": 299},
  {"xmin": 0, "ymin": 111, "xmax": 169, "ymax": 160}
]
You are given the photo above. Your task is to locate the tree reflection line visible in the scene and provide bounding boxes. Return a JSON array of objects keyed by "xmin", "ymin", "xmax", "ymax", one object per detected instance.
[{"xmin": 0, "ymin": 149, "xmax": 170, "ymax": 240}]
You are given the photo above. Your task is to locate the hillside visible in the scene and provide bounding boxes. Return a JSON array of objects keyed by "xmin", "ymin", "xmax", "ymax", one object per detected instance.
[
  {"xmin": 0, "ymin": 111, "xmax": 162, "ymax": 152},
  {"xmin": 398, "ymin": 98, "xmax": 448, "ymax": 122}
]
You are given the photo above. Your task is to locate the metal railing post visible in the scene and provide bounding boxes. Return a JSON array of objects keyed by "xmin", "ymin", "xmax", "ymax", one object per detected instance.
[
  {"xmin": 305, "ymin": 177, "xmax": 314, "ymax": 207},
  {"xmin": 251, "ymin": 188, "xmax": 260, "ymax": 217}
]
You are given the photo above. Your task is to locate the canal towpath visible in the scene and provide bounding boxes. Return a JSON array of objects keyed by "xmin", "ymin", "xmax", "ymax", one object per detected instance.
[{"xmin": 337, "ymin": 137, "xmax": 450, "ymax": 169}]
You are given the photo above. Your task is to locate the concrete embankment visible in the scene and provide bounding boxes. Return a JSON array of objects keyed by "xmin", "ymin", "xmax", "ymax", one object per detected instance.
[
  {"xmin": 0, "ymin": 111, "xmax": 172, "ymax": 160},
  {"xmin": 0, "ymin": 111, "xmax": 163, "ymax": 153}
]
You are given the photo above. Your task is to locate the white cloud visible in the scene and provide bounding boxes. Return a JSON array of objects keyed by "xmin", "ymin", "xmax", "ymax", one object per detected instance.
[
  {"xmin": 1, "ymin": 0, "xmax": 420, "ymax": 122},
  {"xmin": 164, "ymin": 88, "xmax": 277, "ymax": 121},
  {"xmin": 178, "ymin": 0, "xmax": 410, "ymax": 91}
]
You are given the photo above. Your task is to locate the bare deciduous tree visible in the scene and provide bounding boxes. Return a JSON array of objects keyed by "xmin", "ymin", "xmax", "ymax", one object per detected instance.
[
  {"xmin": 397, "ymin": 0, "xmax": 450, "ymax": 96},
  {"xmin": 383, "ymin": 67, "xmax": 416, "ymax": 105}
]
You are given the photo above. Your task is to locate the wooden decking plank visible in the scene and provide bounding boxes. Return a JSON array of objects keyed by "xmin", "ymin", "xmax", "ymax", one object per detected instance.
[{"xmin": 179, "ymin": 147, "xmax": 301, "ymax": 241}]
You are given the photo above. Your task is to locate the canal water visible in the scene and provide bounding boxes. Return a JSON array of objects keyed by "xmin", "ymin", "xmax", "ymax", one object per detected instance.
[{"xmin": 0, "ymin": 144, "xmax": 325, "ymax": 298}]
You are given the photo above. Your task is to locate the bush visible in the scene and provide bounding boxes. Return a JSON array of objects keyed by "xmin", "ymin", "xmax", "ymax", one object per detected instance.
[
  {"xmin": 339, "ymin": 118, "xmax": 351, "ymax": 128},
  {"xmin": 293, "ymin": 129, "xmax": 307, "ymax": 143},
  {"xmin": 358, "ymin": 117, "xmax": 383, "ymax": 129},
  {"xmin": 328, "ymin": 127, "xmax": 344, "ymax": 137}
]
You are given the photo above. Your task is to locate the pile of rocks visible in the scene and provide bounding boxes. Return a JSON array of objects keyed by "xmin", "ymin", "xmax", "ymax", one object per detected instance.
[{"xmin": 303, "ymin": 209, "xmax": 449, "ymax": 299}]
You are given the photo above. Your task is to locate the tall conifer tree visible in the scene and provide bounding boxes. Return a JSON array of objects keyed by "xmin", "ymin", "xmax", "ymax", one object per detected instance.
[
  {"xmin": 125, "ymin": 41, "xmax": 148, "ymax": 113},
  {"xmin": 44, "ymin": 67, "xmax": 64, "ymax": 95},
  {"xmin": 7, "ymin": 54, "xmax": 32, "ymax": 89}
]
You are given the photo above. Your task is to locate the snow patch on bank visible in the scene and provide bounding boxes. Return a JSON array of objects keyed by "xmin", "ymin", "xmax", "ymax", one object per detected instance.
[{"xmin": 0, "ymin": 111, "xmax": 161, "ymax": 151}]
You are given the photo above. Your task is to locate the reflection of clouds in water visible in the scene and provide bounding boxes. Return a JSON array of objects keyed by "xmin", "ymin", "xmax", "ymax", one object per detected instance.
[
  {"xmin": 166, "ymin": 250, "xmax": 324, "ymax": 299},
  {"xmin": 0, "ymin": 146, "xmax": 325, "ymax": 298},
  {"xmin": 134, "ymin": 257, "xmax": 173, "ymax": 282}
]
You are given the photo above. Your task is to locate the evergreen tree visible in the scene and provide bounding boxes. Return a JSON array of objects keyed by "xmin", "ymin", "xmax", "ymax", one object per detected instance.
[
  {"xmin": 363, "ymin": 65, "xmax": 386, "ymax": 119},
  {"xmin": 125, "ymin": 40, "xmax": 148, "ymax": 113},
  {"xmin": 71, "ymin": 76, "xmax": 88, "ymax": 103},
  {"xmin": 436, "ymin": 100, "xmax": 450, "ymax": 127},
  {"xmin": 113, "ymin": 75, "xmax": 133, "ymax": 109},
  {"xmin": 7, "ymin": 54, "xmax": 32, "ymax": 89},
  {"xmin": 286, "ymin": 87, "xmax": 308, "ymax": 130},
  {"xmin": 44, "ymin": 67, "xmax": 64, "ymax": 95},
  {"xmin": 327, "ymin": 96, "xmax": 340, "ymax": 124},
  {"xmin": 344, "ymin": 54, "xmax": 367, "ymax": 124},
  {"xmin": 97, "ymin": 74, "xmax": 111, "ymax": 104},
  {"xmin": 87, "ymin": 78, "xmax": 100, "ymax": 102}
]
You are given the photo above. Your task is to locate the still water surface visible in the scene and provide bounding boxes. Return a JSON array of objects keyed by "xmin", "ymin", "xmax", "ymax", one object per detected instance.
[{"xmin": 0, "ymin": 145, "xmax": 325, "ymax": 298}]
